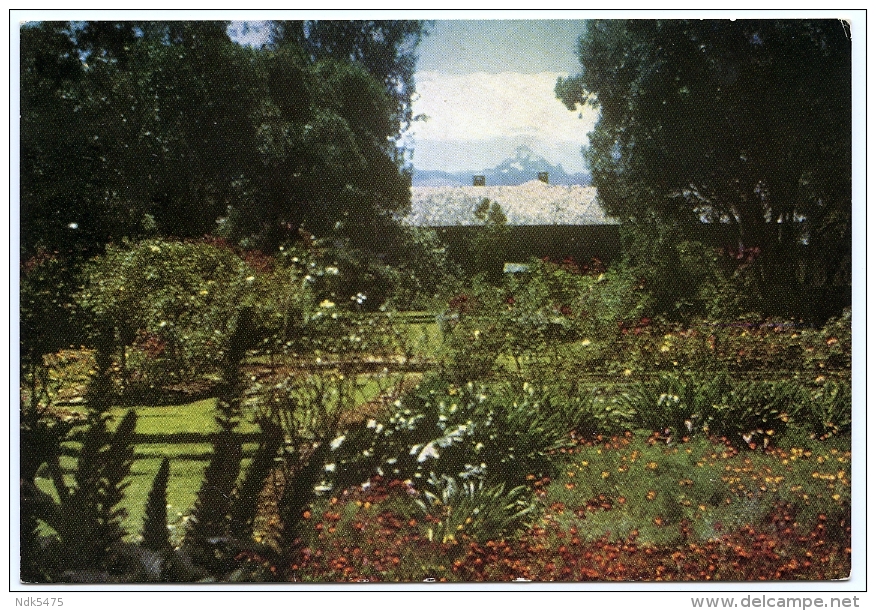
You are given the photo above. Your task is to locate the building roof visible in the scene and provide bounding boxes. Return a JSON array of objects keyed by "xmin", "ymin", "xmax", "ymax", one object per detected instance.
[{"xmin": 404, "ymin": 180, "xmax": 617, "ymax": 227}]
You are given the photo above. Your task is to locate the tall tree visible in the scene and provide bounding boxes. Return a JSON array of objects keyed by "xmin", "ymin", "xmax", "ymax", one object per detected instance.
[
  {"xmin": 557, "ymin": 20, "xmax": 851, "ymax": 309},
  {"xmin": 20, "ymin": 20, "xmax": 425, "ymax": 256},
  {"xmin": 273, "ymin": 20, "xmax": 426, "ymax": 138}
]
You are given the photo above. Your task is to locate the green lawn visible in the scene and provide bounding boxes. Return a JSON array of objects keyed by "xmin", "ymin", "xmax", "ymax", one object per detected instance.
[
  {"xmin": 35, "ymin": 370, "xmax": 417, "ymax": 541},
  {"xmin": 35, "ymin": 399, "xmax": 258, "ymax": 539}
]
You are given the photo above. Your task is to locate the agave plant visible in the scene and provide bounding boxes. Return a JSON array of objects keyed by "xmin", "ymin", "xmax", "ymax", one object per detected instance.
[{"xmin": 414, "ymin": 474, "xmax": 534, "ymax": 545}]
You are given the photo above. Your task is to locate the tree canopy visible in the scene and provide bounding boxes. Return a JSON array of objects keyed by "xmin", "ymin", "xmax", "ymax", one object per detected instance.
[
  {"xmin": 557, "ymin": 20, "xmax": 852, "ymax": 299},
  {"xmin": 20, "ymin": 20, "xmax": 425, "ymax": 258}
]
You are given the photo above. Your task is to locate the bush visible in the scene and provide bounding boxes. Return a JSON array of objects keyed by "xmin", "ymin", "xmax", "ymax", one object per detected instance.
[
  {"xmin": 805, "ymin": 380, "xmax": 851, "ymax": 441},
  {"xmin": 384, "ymin": 225, "xmax": 461, "ymax": 310},
  {"xmin": 436, "ymin": 284, "xmax": 508, "ymax": 384},
  {"xmin": 619, "ymin": 373, "xmax": 812, "ymax": 450},
  {"xmin": 76, "ymin": 239, "xmax": 258, "ymax": 387},
  {"xmin": 532, "ymin": 383, "xmax": 633, "ymax": 438},
  {"xmin": 619, "ymin": 223, "xmax": 737, "ymax": 322},
  {"xmin": 703, "ymin": 378, "xmax": 805, "ymax": 449},
  {"xmin": 20, "ymin": 253, "xmax": 90, "ymax": 368},
  {"xmin": 469, "ymin": 199, "xmax": 510, "ymax": 282},
  {"xmin": 620, "ymin": 372, "xmax": 714, "ymax": 439},
  {"xmin": 414, "ymin": 474, "xmax": 534, "ymax": 545},
  {"xmin": 434, "ymin": 260, "xmax": 650, "ymax": 384},
  {"xmin": 330, "ymin": 377, "xmax": 573, "ymax": 493}
]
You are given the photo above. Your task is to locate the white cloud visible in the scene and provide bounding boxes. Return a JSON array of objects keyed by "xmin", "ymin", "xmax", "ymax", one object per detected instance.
[
  {"xmin": 410, "ymin": 71, "xmax": 597, "ymax": 143},
  {"xmin": 408, "ymin": 71, "xmax": 598, "ymax": 172}
]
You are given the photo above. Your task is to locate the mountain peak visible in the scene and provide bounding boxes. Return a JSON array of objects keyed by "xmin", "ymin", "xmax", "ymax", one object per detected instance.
[
  {"xmin": 511, "ymin": 144, "xmax": 536, "ymax": 159},
  {"xmin": 490, "ymin": 146, "xmax": 565, "ymax": 176},
  {"xmin": 412, "ymin": 147, "xmax": 590, "ymax": 186}
]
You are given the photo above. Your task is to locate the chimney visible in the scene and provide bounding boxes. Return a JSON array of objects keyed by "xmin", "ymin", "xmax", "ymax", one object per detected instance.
[
  {"xmin": 538, "ymin": 172, "xmax": 549, "ymax": 184},
  {"xmin": 473, "ymin": 175, "xmax": 486, "ymax": 186}
]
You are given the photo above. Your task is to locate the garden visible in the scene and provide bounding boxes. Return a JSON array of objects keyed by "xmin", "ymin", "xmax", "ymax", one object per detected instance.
[
  {"xmin": 19, "ymin": 19, "xmax": 853, "ymax": 584},
  {"xmin": 20, "ymin": 235, "xmax": 852, "ymax": 583}
]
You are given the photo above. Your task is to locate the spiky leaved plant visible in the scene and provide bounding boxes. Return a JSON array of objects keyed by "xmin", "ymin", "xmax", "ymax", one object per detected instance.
[
  {"xmin": 52, "ymin": 408, "xmax": 138, "ymax": 575},
  {"xmin": 141, "ymin": 458, "xmax": 171, "ymax": 552},
  {"xmin": 183, "ymin": 308, "xmax": 252, "ymax": 568},
  {"xmin": 20, "ymin": 383, "xmax": 76, "ymax": 582},
  {"xmin": 31, "ymin": 326, "xmax": 140, "ymax": 579},
  {"xmin": 276, "ymin": 440, "xmax": 331, "ymax": 571},
  {"xmin": 228, "ymin": 418, "xmax": 283, "ymax": 541}
]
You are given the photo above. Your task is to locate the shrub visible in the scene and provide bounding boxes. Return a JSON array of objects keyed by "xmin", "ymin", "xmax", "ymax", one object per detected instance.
[
  {"xmin": 703, "ymin": 379, "xmax": 805, "ymax": 449},
  {"xmin": 383, "ymin": 225, "xmax": 462, "ymax": 310},
  {"xmin": 436, "ymin": 282, "xmax": 508, "ymax": 384},
  {"xmin": 330, "ymin": 377, "xmax": 572, "ymax": 493},
  {"xmin": 619, "ymin": 223, "xmax": 736, "ymax": 322},
  {"xmin": 501, "ymin": 259, "xmax": 591, "ymax": 368},
  {"xmin": 414, "ymin": 474, "xmax": 534, "ymax": 545},
  {"xmin": 528, "ymin": 383, "xmax": 632, "ymax": 439},
  {"xmin": 76, "ymin": 239, "xmax": 258, "ymax": 387},
  {"xmin": 20, "ymin": 253, "xmax": 90, "ymax": 369},
  {"xmin": 469, "ymin": 198, "xmax": 510, "ymax": 281},
  {"xmin": 805, "ymin": 380, "xmax": 851, "ymax": 440},
  {"xmin": 620, "ymin": 372, "xmax": 716, "ymax": 439}
]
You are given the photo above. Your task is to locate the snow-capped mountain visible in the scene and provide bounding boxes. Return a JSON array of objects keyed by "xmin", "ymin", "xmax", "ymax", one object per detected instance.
[{"xmin": 411, "ymin": 145, "xmax": 591, "ymax": 187}]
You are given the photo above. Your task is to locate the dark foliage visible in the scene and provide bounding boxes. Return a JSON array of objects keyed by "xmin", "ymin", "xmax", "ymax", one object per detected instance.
[
  {"xmin": 141, "ymin": 457, "xmax": 171, "ymax": 552},
  {"xmin": 228, "ymin": 420, "xmax": 283, "ymax": 540},
  {"xmin": 558, "ymin": 20, "xmax": 851, "ymax": 320},
  {"xmin": 20, "ymin": 20, "xmax": 424, "ymax": 257}
]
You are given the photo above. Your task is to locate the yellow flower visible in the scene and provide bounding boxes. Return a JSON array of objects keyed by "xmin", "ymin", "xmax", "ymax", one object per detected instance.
[
  {"xmin": 623, "ymin": 369, "xmax": 633, "ymax": 376},
  {"xmin": 581, "ymin": 339, "xmax": 592, "ymax": 347}
]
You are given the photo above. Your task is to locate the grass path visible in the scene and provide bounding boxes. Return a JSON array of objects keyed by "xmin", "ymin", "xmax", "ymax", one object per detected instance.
[{"xmin": 36, "ymin": 370, "xmax": 420, "ymax": 540}]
